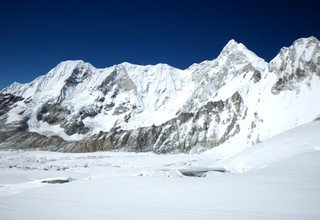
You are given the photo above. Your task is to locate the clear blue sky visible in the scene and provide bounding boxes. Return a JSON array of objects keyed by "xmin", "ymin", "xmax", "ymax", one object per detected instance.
[{"xmin": 0, "ymin": 0, "xmax": 319, "ymax": 88}]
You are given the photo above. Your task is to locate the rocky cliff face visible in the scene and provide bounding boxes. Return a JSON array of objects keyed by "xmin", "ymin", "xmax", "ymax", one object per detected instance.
[{"xmin": 1, "ymin": 37, "xmax": 320, "ymax": 153}]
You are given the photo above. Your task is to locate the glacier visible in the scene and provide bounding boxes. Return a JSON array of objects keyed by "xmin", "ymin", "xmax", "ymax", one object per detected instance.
[{"xmin": 1, "ymin": 121, "xmax": 320, "ymax": 220}]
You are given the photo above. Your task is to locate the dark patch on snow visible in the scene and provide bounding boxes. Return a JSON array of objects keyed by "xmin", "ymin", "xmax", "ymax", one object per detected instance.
[
  {"xmin": 179, "ymin": 167, "xmax": 227, "ymax": 177},
  {"xmin": 41, "ymin": 177, "xmax": 75, "ymax": 184},
  {"xmin": 314, "ymin": 115, "xmax": 320, "ymax": 121}
]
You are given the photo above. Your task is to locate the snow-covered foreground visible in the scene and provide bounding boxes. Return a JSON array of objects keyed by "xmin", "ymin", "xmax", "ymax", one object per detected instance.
[{"xmin": 1, "ymin": 122, "xmax": 320, "ymax": 220}]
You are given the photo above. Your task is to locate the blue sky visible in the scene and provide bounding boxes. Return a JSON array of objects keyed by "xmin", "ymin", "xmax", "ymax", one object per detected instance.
[{"xmin": 0, "ymin": 0, "xmax": 319, "ymax": 88}]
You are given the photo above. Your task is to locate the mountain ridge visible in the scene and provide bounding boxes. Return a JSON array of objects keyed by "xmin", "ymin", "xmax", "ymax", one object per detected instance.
[{"xmin": 0, "ymin": 36, "xmax": 319, "ymax": 153}]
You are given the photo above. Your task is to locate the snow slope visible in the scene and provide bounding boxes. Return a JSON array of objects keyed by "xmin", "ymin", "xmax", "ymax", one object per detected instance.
[{"xmin": 1, "ymin": 121, "xmax": 320, "ymax": 220}]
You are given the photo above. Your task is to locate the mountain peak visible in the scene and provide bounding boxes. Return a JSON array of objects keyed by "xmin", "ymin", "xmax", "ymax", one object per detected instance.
[
  {"xmin": 225, "ymin": 39, "xmax": 240, "ymax": 47},
  {"xmin": 56, "ymin": 60, "xmax": 86, "ymax": 67},
  {"xmin": 277, "ymin": 36, "xmax": 320, "ymax": 54},
  {"xmin": 51, "ymin": 60, "xmax": 96, "ymax": 77},
  {"xmin": 293, "ymin": 36, "xmax": 319, "ymax": 46},
  {"xmin": 269, "ymin": 36, "xmax": 320, "ymax": 78},
  {"xmin": 221, "ymin": 39, "xmax": 246, "ymax": 53},
  {"xmin": 217, "ymin": 39, "xmax": 267, "ymax": 71},
  {"xmin": 219, "ymin": 39, "xmax": 261, "ymax": 60},
  {"xmin": 55, "ymin": 60, "xmax": 98, "ymax": 70},
  {"xmin": 1, "ymin": 82, "xmax": 24, "ymax": 94},
  {"xmin": 118, "ymin": 61, "xmax": 136, "ymax": 67}
]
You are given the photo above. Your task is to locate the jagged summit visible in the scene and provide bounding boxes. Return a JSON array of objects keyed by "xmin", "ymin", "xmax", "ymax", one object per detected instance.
[
  {"xmin": 57, "ymin": 60, "xmax": 86, "ymax": 66},
  {"xmin": 293, "ymin": 36, "xmax": 319, "ymax": 45},
  {"xmin": 220, "ymin": 39, "xmax": 257, "ymax": 56},
  {"xmin": 269, "ymin": 36, "xmax": 320, "ymax": 79},
  {"xmin": 271, "ymin": 36, "xmax": 319, "ymax": 62},
  {"xmin": 215, "ymin": 39, "xmax": 268, "ymax": 73},
  {"xmin": 221, "ymin": 39, "xmax": 243, "ymax": 52},
  {"xmin": 0, "ymin": 37, "xmax": 319, "ymax": 153}
]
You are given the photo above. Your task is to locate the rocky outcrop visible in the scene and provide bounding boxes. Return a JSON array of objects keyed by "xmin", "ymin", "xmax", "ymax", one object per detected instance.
[
  {"xmin": 0, "ymin": 130, "xmax": 73, "ymax": 151},
  {"xmin": 0, "ymin": 93, "xmax": 23, "ymax": 117},
  {"xmin": 37, "ymin": 103, "xmax": 90, "ymax": 135},
  {"xmin": 270, "ymin": 36, "xmax": 320, "ymax": 94},
  {"xmin": 64, "ymin": 91, "xmax": 245, "ymax": 153}
]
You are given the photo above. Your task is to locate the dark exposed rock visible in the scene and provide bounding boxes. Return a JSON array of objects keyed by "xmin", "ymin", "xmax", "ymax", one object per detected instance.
[
  {"xmin": 218, "ymin": 114, "xmax": 240, "ymax": 145},
  {"xmin": 251, "ymin": 121, "xmax": 256, "ymax": 129},
  {"xmin": 98, "ymin": 70, "xmax": 118, "ymax": 94},
  {"xmin": 37, "ymin": 104, "xmax": 70, "ymax": 125},
  {"xmin": 251, "ymin": 70, "xmax": 261, "ymax": 83},
  {"xmin": 113, "ymin": 103, "xmax": 131, "ymax": 115},
  {"xmin": 79, "ymin": 108, "xmax": 100, "ymax": 120},
  {"xmin": 16, "ymin": 117, "xmax": 29, "ymax": 131},
  {"xmin": 231, "ymin": 91, "xmax": 242, "ymax": 111},
  {"xmin": 177, "ymin": 112, "xmax": 194, "ymax": 124},
  {"xmin": 124, "ymin": 113, "xmax": 131, "ymax": 122},
  {"xmin": 295, "ymin": 68, "xmax": 306, "ymax": 79},
  {"xmin": 201, "ymin": 101, "xmax": 215, "ymax": 112},
  {"xmin": 98, "ymin": 97, "xmax": 105, "ymax": 102},
  {"xmin": 37, "ymin": 103, "xmax": 90, "ymax": 135},
  {"xmin": 212, "ymin": 100, "xmax": 224, "ymax": 112},
  {"xmin": 111, "ymin": 87, "xmax": 119, "ymax": 98},
  {"xmin": 231, "ymin": 91, "xmax": 241, "ymax": 103},
  {"xmin": 0, "ymin": 93, "xmax": 24, "ymax": 117},
  {"xmin": 0, "ymin": 129, "xmax": 74, "ymax": 151},
  {"xmin": 70, "ymin": 125, "xmax": 162, "ymax": 153},
  {"xmin": 104, "ymin": 102, "xmax": 115, "ymax": 110},
  {"xmin": 42, "ymin": 178, "xmax": 74, "ymax": 184},
  {"xmin": 64, "ymin": 121, "xmax": 90, "ymax": 135},
  {"xmin": 24, "ymin": 97, "xmax": 32, "ymax": 104},
  {"xmin": 271, "ymin": 78, "xmax": 286, "ymax": 95}
]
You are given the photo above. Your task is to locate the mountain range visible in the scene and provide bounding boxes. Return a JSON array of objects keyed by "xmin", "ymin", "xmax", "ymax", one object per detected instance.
[{"xmin": 0, "ymin": 36, "xmax": 319, "ymax": 153}]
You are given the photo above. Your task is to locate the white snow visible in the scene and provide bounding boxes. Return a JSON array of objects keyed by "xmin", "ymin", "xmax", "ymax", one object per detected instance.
[{"xmin": 1, "ymin": 121, "xmax": 320, "ymax": 220}]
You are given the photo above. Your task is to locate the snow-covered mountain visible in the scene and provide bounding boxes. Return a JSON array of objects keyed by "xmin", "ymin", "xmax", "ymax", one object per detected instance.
[{"xmin": 1, "ymin": 36, "xmax": 320, "ymax": 153}]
